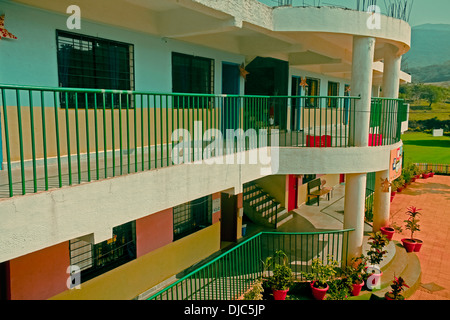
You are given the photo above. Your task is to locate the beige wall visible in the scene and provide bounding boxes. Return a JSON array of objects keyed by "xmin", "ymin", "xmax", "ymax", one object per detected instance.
[{"xmin": 2, "ymin": 105, "xmax": 223, "ymax": 163}]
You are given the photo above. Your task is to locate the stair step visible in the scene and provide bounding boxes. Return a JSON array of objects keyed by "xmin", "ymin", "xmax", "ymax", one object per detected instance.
[
  {"xmin": 257, "ymin": 202, "xmax": 281, "ymax": 217},
  {"xmin": 351, "ymin": 241, "xmax": 422, "ymax": 300},
  {"xmin": 254, "ymin": 197, "xmax": 277, "ymax": 211}
]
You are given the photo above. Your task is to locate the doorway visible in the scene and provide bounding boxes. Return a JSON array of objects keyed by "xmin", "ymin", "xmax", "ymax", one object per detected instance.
[
  {"xmin": 287, "ymin": 175, "xmax": 299, "ymax": 212},
  {"xmin": 220, "ymin": 193, "xmax": 238, "ymax": 243},
  {"xmin": 221, "ymin": 62, "xmax": 240, "ymax": 132}
]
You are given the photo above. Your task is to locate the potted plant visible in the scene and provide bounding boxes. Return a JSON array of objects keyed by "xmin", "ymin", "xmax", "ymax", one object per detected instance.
[
  {"xmin": 365, "ymin": 231, "xmax": 389, "ymax": 290},
  {"xmin": 385, "ymin": 276, "xmax": 410, "ymax": 300},
  {"xmin": 402, "ymin": 206, "xmax": 423, "ymax": 252},
  {"xmin": 380, "ymin": 226, "xmax": 395, "ymax": 241},
  {"xmin": 395, "ymin": 177, "xmax": 405, "ymax": 192},
  {"xmin": 326, "ymin": 277, "xmax": 352, "ymax": 300},
  {"xmin": 243, "ymin": 279, "xmax": 264, "ymax": 300},
  {"xmin": 266, "ymin": 250, "xmax": 293, "ymax": 300},
  {"xmin": 422, "ymin": 170, "xmax": 430, "ymax": 179},
  {"xmin": 345, "ymin": 254, "xmax": 367, "ymax": 296},
  {"xmin": 410, "ymin": 164, "xmax": 421, "ymax": 180},
  {"xmin": 302, "ymin": 256, "xmax": 339, "ymax": 300}
]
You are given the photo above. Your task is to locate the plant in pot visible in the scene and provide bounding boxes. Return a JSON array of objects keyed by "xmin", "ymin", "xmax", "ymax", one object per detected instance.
[
  {"xmin": 243, "ymin": 279, "xmax": 264, "ymax": 300},
  {"xmin": 365, "ymin": 231, "xmax": 389, "ymax": 290},
  {"xmin": 395, "ymin": 177, "xmax": 405, "ymax": 192},
  {"xmin": 326, "ymin": 277, "xmax": 352, "ymax": 300},
  {"xmin": 402, "ymin": 206, "xmax": 423, "ymax": 252},
  {"xmin": 402, "ymin": 166, "xmax": 412, "ymax": 186},
  {"xmin": 344, "ymin": 254, "xmax": 367, "ymax": 296},
  {"xmin": 380, "ymin": 226, "xmax": 395, "ymax": 241},
  {"xmin": 266, "ymin": 250, "xmax": 294, "ymax": 300},
  {"xmin": 385, "ymin": 276, "xmax": 410, "ymax": 300},
  {"xmin": 302, "ymin": 255, "xmax": 339, "ymax": 300}
]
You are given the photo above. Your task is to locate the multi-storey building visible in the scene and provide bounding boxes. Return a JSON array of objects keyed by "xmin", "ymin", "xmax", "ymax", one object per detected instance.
[{"xmin": 0, "ymin": 0, "xmax": 411, "ymax": 300}]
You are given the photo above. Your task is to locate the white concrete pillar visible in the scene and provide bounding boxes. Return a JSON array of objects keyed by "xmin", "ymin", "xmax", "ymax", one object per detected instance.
[
  {"xmin": 344, "ymin": 173, "xmax": 367, "ymax": 260},
  {"xmin": 349, "ymin": 36, "xmax": 376, "ymax": 147},
  {"xmin": 381, "ymin": 44, "xmax": 401, "ymax": 99},
  {"xmin": 372, "ymin": 169, "xmax": 391, "ymax": 232},
  {"xmin": 372, "ymin": 44, "xmax": 402, "ymax": 232},
  {"xmin": 344, "ymin": 36, "xmax": 375, "ymax": 262}
]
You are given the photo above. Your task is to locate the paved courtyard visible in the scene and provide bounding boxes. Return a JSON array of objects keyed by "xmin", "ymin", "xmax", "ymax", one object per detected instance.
[{"xmin": 389, "ymin": 175, "xmax": 450, "ymax": 300}]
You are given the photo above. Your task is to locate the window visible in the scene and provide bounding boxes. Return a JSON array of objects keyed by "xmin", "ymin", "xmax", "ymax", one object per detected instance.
[
  {"xmin": 69, "ymin": 221, "xmax": 136, "ymax": 283},
  {"xmin": 327, "ymin": 81, "xmax": 340, "ymax": 108},
  {"xmin": 305, "ymin": 78, "xmax": 320, "ymax": 107},
  {"xmin": 172, "ymin": 52, "xmax": 214, "ymax": 108},
  {"xmin": 56, "ymin": 30, "xmax": 134, "ymax": 108},
  {"xmin": 173, "ymin": 195, "xmax": 212, "ymax": 240}
]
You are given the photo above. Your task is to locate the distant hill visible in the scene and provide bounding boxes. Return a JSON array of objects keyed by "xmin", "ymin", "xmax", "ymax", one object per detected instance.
[
  {"xmin": 402, "ymin": 24, "xmax": 450, "ymax": 83},
  {"xmin": 407, "ymin": 60, "xmax": 450, "ymax": 83}
]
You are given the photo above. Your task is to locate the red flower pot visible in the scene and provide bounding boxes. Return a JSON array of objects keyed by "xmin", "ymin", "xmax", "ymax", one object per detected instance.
[
  {"xmin": 411, "ymin": 177, "xmax": 416, "ymax": 183},
  {"xmin": 390, "ymin": 195, "xmax": 394, "ymax": 203},
  {"xmin": 380, "ymin": 226, "xmax": 395, "ymax": 241},
  {"xmin": 413, "ymin": 239, "xmax": 423, "ymax": 252},
  {"xmin": 430, "ymin": 172, "xmax": 434, "ymax": 177},
  {"xmin": 401, "ymin": 238, "xmax": 417, "ymax": 252},
  {"xmin": 422, "ymin": 173, "xmax": 429, "ymax": 179},
  {"xmin": 272, "ymin": 289, "xmax": 289, "ymax": 300},
  {"xmin": 351, "ymin": 281, "xmax": 364, "ymax": 296},
  {"xmin": 310, "ymin": 281, "xmax": 329, "ymax": 300}
]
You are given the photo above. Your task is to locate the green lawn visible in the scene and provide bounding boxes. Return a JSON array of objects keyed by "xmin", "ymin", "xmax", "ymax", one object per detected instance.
[
  {"xmin": 408, "ymin": 101, "xmax": 450, "ymax": 121},
  {"xmin": 401, "ymin": 132, "xmax": 450, "ymax": 164}
]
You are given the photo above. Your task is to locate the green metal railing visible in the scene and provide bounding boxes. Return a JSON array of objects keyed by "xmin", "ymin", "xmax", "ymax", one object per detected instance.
[
  {"xmin": 369, "ymin": 98, "xmax": 406, "ymax": 146},
  {"xmin": 148, "ymin": 229, "xmax": 353, "ymax": 300},
  {"xmin": 0, "ymin": 84, "xmax": 405, "ymax": 198}
]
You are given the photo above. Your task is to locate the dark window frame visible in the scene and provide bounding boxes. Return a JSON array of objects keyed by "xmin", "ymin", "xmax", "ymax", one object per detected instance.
[
  {"xmin": 69, "ymin": 221, "xmax": 136, "ymax": 283},
  {"xmin": 173, "ymin": 195, "xmax": 212, "ymax": 240},
  {"xmin": 171, "ymin": 52, "xmax": 215, "ymax": 109},
  {"xmin": 327, "ymin": 81, "xmax": 340, "ymax": 108},
  {"xmin": 56, "ymin": 30, "xmax": 135, "ymax": 109},
  {"xmin": 305, "ymin": 78, "xmax": 320, "ymax": 108}
]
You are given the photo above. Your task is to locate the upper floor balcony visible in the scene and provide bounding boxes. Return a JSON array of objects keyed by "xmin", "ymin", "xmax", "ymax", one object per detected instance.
[{"xmin": 0, "ymin": 84, "xmax": 408, "ymax": 199}]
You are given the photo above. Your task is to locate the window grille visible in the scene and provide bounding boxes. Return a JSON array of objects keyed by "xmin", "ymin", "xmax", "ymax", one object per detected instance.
[
  {"xmin": 69, "ymin": 221, "xmax": 136, "ymax": 283},
  {"xmin": 173, "ymin": 195, "xmax": 212, "ymax": 240},
  {"xmin": 56, "ymin": 30, "xmax": 135, "ymax": 108},
  {"xmin": 172, "ymin": 52, "xmax": 214, "ymax": 108}
]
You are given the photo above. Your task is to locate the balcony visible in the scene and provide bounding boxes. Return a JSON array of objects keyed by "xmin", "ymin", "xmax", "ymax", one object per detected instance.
[{"xmin": 0, "ymin": 84, "xmax": 407, "ymax": 198}]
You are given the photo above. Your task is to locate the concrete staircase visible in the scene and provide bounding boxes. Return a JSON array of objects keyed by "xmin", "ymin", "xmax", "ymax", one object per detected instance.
[
  {"xmin": 243, "ymin": 182, "xmax": 293, "ymax": 229},
  {"xmin": 349, "ymin": 240, "xmax": 422, "ymax": 300}
]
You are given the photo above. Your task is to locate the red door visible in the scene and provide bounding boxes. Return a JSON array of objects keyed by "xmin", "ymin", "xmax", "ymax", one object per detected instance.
[{"xmin": 287, "ymin": 175, "xmax": 298, "ymax": 211}]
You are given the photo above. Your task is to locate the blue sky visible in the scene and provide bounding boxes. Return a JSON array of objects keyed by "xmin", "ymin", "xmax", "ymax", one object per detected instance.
[{"xmin": 259, "ymin": 0, "xmax": 450, "ymax": 26}]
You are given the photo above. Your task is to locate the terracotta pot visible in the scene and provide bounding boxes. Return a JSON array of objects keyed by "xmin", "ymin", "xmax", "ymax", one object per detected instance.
[
  {"xmin": 413, "ymin": 239, "xmax": 423, "ymax": 252},
  {"xmin": 380, "ymin": 226, "xmax": 395, "ymax": 241},
  {"xmin": 310, "ymin": 281, "xmax": 329, "ymax": 300},
  {"xmin": 401, "ymin": 238, "xmax": 417, "ymax": 252},
  {"xmin": 272, "ymin": 289, "xmax": 289, "ymax": 300},
  {"xmin": 351, "ymin": 281, "xmax": 364, "ymax": 296}
]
